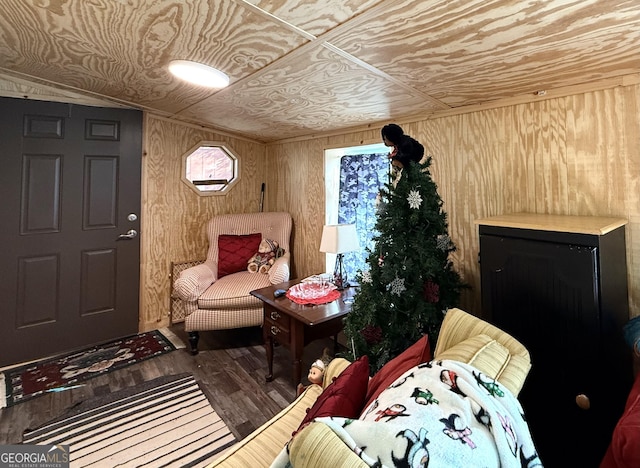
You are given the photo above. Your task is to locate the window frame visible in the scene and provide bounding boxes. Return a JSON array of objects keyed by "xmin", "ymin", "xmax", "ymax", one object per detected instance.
[
  {"xmin": 180, "ymin": 141, "xmax": 240, "ymax": 196},
  {"xmin": 324, "ymin": 142, "xmax": 388, "ymax": 273}
]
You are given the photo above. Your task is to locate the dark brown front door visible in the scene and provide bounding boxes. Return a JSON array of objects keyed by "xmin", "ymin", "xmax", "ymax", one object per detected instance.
[{"xmin": 0, "ymin": 97, "xmax": 142, "ymax": 367}]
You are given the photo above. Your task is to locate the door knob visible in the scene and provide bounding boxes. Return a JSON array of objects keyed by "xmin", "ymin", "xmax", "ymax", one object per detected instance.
[
  {"xmin": 575, "ymin": 393, "xmax": 590, "ymax": 410},
  {"xmin": 117, "ymin": 229, "xmax": 138, "ymax": 240}
]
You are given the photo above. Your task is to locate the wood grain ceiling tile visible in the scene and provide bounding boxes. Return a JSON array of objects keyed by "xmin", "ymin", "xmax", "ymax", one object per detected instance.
[
  {"xmin": 330, "ymin": 0, "xmax": 640, "ymax": 106},
  {"xmin": 0, "ymin": 0, "xmax": 309, "ymax": 113},
  {"xmin": 244, "ymin": 0, "xmax": 383, "ymax": 37},
  {"xmin": 177, "ymin": 43, "xmax": 440, "ymax": 141}
]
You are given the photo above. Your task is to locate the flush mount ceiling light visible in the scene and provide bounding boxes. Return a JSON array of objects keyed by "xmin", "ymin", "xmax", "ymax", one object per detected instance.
[{"xmin": 168, "ymin": 60, "xmax": 230, "ymax": 88}]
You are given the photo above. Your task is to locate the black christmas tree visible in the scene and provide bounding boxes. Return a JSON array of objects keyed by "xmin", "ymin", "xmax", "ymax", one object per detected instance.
[{"xmin": 343, "ymin": 153, "xmax": 467, "ymax": 373}]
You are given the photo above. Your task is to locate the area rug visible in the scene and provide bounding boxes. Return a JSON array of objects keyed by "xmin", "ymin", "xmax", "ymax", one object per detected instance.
[
  {"xmin": 1, "ymin": 328, "xmax": 185, "ymax": 408},
  {"xmin": 22, "ymin": 373, "xmax": 236, "ymax": 467}
]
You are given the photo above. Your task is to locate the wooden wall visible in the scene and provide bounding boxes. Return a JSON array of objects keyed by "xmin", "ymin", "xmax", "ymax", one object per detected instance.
[
  {"xmin": 264, "ymin": 83, "xmax": 640, "ymax": 319},
  {"xmin": 140, "ymin": 116, "xmax": 266, "ymax": 330}
]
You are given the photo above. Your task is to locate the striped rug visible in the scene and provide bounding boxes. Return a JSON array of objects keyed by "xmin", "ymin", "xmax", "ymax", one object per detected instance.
[{"xmin": 22, "ymin": 374, "xmax": 236, "ymax": 467}]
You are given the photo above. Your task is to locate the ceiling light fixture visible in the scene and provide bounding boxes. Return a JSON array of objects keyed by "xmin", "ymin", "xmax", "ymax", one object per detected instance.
[{"xmin": 168, "ymin": 60, "xmax": 230, "ymax": 88}]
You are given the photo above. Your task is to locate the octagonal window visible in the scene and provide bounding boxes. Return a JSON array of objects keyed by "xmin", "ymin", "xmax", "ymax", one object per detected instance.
[{"xmin": 181, "ymin": 141, "xmax": 239, "ymax": 195}]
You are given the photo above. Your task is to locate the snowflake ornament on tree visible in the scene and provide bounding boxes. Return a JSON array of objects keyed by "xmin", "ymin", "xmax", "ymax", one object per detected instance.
[
  {"xmin": 388, "ymin": 276, "xmax": 406, "ymax": 296},
  {"xmin": 436, "ymin": 234, "xmax": 452, "ymax": 251},
  {"xmin": 361, "ymin": 270, "xmax": 372, "ymax": 284},
  {"xmin": 407, "ymin": 189, "xmax": 423, "ymax": 209}
]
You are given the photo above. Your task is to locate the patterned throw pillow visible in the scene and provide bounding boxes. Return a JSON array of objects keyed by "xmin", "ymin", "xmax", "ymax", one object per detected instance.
[{"xmin": 217, "ymin": 233, "xmax": 262, "ymax": 278}]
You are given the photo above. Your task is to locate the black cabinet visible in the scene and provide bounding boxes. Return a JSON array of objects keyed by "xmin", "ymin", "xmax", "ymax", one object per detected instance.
[{"xmin": 477, "ymin": 213, "xmax": 632, "ymax": 467}]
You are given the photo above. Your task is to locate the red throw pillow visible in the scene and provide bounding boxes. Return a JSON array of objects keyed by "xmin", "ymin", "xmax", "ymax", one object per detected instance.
[
  {"xmin": 601, "ymin": 372, "xmax": 640, "ymax": 467},
  {"xmin": 217, "ymin": 233, "xmax": 262, "ymax": 278},
  {"xmin": 292, "ymin": 356, "xmax": 369, "ymax": 439},
  {"xmin": 361, "ymin": 335, "xmax": 432, "ymax": 413}
]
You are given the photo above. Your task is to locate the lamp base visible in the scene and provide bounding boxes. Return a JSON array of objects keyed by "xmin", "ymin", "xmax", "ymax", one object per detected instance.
[
  {"xmin": 333, "ymin": 254, "xmax": 349, "ymax": 290},
  {"xmin": 333, "ymin": 276, "xmax": 349, "ymax": 290}
]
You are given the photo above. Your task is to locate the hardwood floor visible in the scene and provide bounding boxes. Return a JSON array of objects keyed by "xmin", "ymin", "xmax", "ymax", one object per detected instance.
[{"xmin": 0, "ymin": 325, "xmax": 340, "ymax": 445}]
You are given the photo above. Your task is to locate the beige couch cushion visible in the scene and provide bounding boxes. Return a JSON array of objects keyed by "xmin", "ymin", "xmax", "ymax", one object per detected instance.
[
  {"xmin": 437, "ymin": 334, "xmax": 509, "ymax": 378},
  {"xmin": 434, "ymin": 308, "xmax": 531, "ymax": 396},
  {"xmin": 437, "ymin": 333, "xmax": 530, "ymax": 396},
  {"xmin": 289, "ymin": 421, "xmax": 367, "ymax": 468},
  {"xmin": 208, "ymin": 385, "xmax": 323, "ymax": 468}
]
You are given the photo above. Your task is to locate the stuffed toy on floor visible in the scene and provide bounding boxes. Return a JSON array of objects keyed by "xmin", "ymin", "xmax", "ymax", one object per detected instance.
[{"xmin": 247, "ymin": 238, "xmax": 284, "ymax": 274}]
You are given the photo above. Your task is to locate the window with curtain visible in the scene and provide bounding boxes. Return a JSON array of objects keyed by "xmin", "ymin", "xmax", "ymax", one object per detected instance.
[{"xmin": 337, "ymin": 153, "xmax": 389, "ymax": 281}]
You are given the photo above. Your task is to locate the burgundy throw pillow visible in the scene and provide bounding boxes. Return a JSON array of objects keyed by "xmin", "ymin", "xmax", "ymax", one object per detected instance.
[
  {"xmin": 361, "ymin": 334, "xmax": 432, "ymax": 413},
  {"xmin": 292, "ymin": 356, "xmax": 369, "ymax": 438},
  {"xmin": 601, "ymin": 372, "xmax": 640, "ymax": 468},
  {"xmin": 217, "ymin": 233, "xmax": 262, "ymax": 278}
]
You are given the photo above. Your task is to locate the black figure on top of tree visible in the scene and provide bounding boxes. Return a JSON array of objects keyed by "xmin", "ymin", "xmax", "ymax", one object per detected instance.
[
  {"xmin": 343, "ymin": 125, "xmax": 467, "ymax": 373},
  {"xmin": 381, "ymin": 123, "xmax": 404, "ymax": 159}
]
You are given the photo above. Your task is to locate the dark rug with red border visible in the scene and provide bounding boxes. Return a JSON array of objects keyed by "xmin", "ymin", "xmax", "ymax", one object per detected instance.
[{"xmin": 1, "ymin": 329, "xmax": 184, "ymax": 408}]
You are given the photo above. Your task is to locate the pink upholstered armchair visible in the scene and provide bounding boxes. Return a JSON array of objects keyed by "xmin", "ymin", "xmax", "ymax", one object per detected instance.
[{"xmin": 173, "ymin": 212, "xmax": 292, "ymax": 354}]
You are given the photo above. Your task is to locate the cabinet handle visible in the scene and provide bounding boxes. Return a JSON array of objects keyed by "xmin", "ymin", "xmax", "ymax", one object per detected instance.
[
  {"xmin": 270, "ymin": 311, "xmax": 280, "ymax": 320},
  {"xmin": 575, "ymin": 393, "xmax": 590, "ymax": 410},
  {"xmin": 270, "ymin": 326, "xmax": 280, "ymax": 336}
]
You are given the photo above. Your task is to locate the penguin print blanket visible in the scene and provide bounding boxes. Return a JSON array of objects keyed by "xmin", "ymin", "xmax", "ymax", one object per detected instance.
[{"xmin": 277, "ymin": 359, "xmax": 543, "ymax": 467}]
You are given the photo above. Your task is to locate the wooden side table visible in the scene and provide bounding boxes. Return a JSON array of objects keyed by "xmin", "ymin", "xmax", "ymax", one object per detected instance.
[{"xmin": 251, "ymin": 280, "xmax": 355, "ymax": 384}]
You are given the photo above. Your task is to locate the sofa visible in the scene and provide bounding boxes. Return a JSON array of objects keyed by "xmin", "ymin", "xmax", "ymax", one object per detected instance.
[
  {"xmin": 173, "ymin": 212, "xmax": 292, "ymax": 354},
  {"xmin": 208, "ymin": 307, "xmax": 535, "ymax": 467}
]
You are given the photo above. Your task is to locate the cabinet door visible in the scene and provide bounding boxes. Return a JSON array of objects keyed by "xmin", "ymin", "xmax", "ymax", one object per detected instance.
[
  {"xmin": 480, "ymin": 234, "xmax": 608, "ymax": 466},
  {"xmin": 481, "ymin": 235, "xmax": 600, "ymax": 353}
]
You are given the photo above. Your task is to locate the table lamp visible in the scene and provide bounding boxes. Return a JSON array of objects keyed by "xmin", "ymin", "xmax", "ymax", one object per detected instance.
[{"xmin": 319, "ymin": 224, "xmax": 360, "ymax": 290}]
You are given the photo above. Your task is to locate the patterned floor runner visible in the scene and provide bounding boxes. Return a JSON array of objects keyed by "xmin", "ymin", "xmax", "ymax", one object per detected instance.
[{"xmin": 1, "ymin": 328, "xmax": 184, "ymax": 408}]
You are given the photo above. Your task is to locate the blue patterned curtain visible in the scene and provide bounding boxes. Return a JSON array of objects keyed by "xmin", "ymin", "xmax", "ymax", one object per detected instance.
[{"xmin": 337, "ymin": 153, "xmax": 389, "ymax": 282}]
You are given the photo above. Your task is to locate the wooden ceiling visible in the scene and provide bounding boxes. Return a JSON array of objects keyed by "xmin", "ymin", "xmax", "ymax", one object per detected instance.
[{"xmin": 1, "ymin": 0, "xmax": 639, "ymax": 143}]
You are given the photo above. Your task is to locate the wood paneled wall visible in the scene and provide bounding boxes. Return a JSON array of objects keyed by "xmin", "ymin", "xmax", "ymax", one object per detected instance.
[
  {"xmin": 140, "ymin": 116, "xmax": 266, "ymax": 330},
  {"xmin": 263, "ymin": 83, "xmax": 640, "ymax": 319},
  {"xmin": 5, "ymin": 77, "xmax": 638, "ymax": 332},
  {"xmin": 33, "ymin": 80, "xmax": 634, "ymax": 329}
]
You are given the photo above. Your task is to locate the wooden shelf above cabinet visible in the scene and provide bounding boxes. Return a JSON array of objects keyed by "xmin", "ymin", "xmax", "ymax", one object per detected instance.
[{"xmin": 474, "ymin": 212, "xmax": 627, "ymax": 236}]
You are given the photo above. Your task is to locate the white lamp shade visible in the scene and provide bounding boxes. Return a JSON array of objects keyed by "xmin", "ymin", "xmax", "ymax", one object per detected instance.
[{"xmin": 319, "ymin": 224, "xmax": 360, "ymax": 254}]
